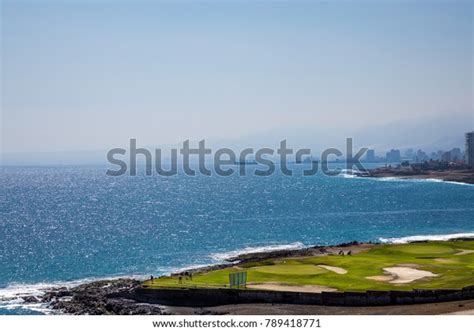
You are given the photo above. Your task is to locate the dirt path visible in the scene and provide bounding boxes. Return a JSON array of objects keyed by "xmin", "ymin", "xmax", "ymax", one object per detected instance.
[
  {"xmin": 246, "ymin": 283, "xmax": 337, "ymax": 293},
  {"xmin": 454, "ymin": 249, "xmax": 474, "ymax": 256},
  {"xmin": 317, "ymin": 265, "xmax": 347, "ymax": 274}
]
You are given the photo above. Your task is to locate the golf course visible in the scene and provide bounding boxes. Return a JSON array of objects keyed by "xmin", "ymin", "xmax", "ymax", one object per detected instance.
[{"xmin": 143, "ymin": 241, "xmax": 474, "ymax": 292}]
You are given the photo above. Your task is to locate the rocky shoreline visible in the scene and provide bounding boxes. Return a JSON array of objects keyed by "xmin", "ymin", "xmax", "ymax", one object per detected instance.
[
  {"xmin": 360, "ymin": 167, "xmax": 474, "ymax": 185},
  {"xmin": 39, "ymin": 279, "xmax": 164, "ymax": 315},
  {"xmin": 31, "ymin": 241, "xmax": 371, "ymax": 314}
]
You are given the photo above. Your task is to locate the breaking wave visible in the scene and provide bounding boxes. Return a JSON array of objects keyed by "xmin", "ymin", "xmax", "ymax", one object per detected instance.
[
  {"xmin": 379, "ymin": 232, "xmax": 474, "ymax": 244},
  {"xmin": 339, "ymin": 173, "xmax": 473, "ymax": 186},
  {"xmin": 0, "ymin": 274, "xmax": 148, "ymax": 315},
  {"xmin": 209, "ymin": 242, "xmax": 307, "ymax": 261}
]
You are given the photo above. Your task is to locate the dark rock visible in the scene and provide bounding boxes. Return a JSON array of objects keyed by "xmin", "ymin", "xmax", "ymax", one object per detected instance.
[
  {"xmin": 56, "ymin": 290, "xmax": 72, "ymax": 297},
  {"xmin": 43, "ymin": 278, "xmax": 163, "ymax": 315},
  {"xmin": 22, "ymin": 296, "xmax": 39, "ymax": 303}
]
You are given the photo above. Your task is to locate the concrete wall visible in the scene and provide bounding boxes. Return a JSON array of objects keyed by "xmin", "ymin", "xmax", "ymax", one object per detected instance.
[{"xmin": 131, "ymin": 286, "xmax": 474, "ymax": 307}]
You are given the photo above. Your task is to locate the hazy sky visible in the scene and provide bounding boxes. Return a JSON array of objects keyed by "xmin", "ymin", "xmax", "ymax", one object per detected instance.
[{"xmin": 1, "ymin": 1, "xmax": 473, "ymax": 155}]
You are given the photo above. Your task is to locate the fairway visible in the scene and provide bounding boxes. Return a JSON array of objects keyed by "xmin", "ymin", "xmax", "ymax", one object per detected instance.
[
  {"xmin": 255, "ymin": 264, "xmax": 326, "ymax": 275},
  {"xmin": 387, "ymin": 244, "xmax": 456, "ymax": 255},
  {"xmin": 143, "ymin": 241, "xmax": 474, "ymax": 292}
]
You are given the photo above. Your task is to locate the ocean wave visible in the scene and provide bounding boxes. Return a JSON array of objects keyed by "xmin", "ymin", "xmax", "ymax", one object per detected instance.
[
  {"xmin": 340, "ymin": 174, "xmax": 473, "ymax": 186},
  {"xmin": 435, "ymin": 180, "xmax": 474, "ymax": 186},
  {"xmin": 339, "ymin": 173, "xmax": 357, "ymax": 179},
  {"xmin": 379, "ymin": 232, "xmax": 474, "ymax": 244},
  {"xmin": 0, "ymin": 280, "xmax": 84, "ymax": 303},
  {"xmin": 169, "ymin": 263, "xmax": 221, "ymax": 273},
  {"xmin": 0, "ymin": 274, "xmax": 148, "ymax": 314},
  {"xmin": 209, "ymin": 242, "xmax": 307, "ymax": 261},
  {"xmin": 376, "ymin": 177, "xmax": 473, "ymax": 186},
  {"xmin": 0, "ymin": 301, "xmax": 53, "ymax": 315},
  {"xmin": 337, "ymin": 169, "xmax": 365, "ymax": 179},
  {"xmin": 0, "ymin": 281, "xmax": 73, "ymax": 314}
]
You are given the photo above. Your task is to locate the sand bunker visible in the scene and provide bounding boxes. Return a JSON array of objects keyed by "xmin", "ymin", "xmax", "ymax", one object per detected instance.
[
  {"xmin": 247, "ymin": 282, "xmax": 337, "ymax": 293},
  {"xmin": 454, "ymin": 249, "xmax": 474, "ymax": 256},
  {"xmin": 396, "ymin": 263, "xmax": 420, "ymax": 268},
  {"xmin": 317, "ymin": 265, "xmax": 347, "ymax": 274},
  {"xmin": 384, "ymin": 267, "xmax": 437, "ymax": 284},
  {"xmin": 367, "ymin": 266, "xmax": 437, "ymax": 284},
  {"xmin": 366, "ymin": 275, "xmax": 393, "ymax": 282}
]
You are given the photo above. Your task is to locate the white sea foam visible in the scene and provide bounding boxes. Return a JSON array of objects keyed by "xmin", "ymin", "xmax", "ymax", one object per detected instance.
[
  {"xmin": 339, "ymin": 173, "xmax": 473, "ymax": 186},
  {"xmin": 170, "ymin": 263, "xmax": 220, "ymax": 273},
  {"xmin": 0, "ymin": 274, "xmax": 148, "ymax": 314},
  {"xmin": 436, "ymin": 180, "xmax": 473, "ymax": 186},
  {"xmin": 376, "ymin": 177, "xmax": 472, "ymax": 186},
  {"xmin": 376, "ymin": 177, "xmax": 409, "ymax": 182},
  {"xmin": 337, "ymin": 169, "xmax": 365, "ymax": 179},
  {"xmin": 379, "ymin": 232, "xmax": 474, "ymax": 244},
  {"xmin": 0, "ymin": 281, "xmax": 71, "ymax": 314},
  {"xmin": 0, "ymin": 280, "xmax": 83, "ymax": 303},
  {"xmin": 209, "ymin": 242, "xmax": 307, "ymax": 261},
  {"xmin": 339, "ymin": 173, "xmax": 357, "ymax": 179}
]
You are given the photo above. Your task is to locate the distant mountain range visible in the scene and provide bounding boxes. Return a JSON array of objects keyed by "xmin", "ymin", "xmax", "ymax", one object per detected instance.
[{"xmin": 2, "ymin": 114, "xmax": 472, "ymax": 165}]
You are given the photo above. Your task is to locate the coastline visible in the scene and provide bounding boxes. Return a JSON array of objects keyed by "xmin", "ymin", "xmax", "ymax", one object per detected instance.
[
  {"xmin": 3, "ymin": 236, "xmax": 473, "ymax": 315},
  {"xmin": 359, "ymin": 168, "xmax": 474, "ymax": 185}
]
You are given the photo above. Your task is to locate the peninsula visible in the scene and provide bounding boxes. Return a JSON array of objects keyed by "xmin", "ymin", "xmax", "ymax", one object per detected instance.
[{"xmin": 358, "ymin": 162, "xmax": 474, "ymax": 184}]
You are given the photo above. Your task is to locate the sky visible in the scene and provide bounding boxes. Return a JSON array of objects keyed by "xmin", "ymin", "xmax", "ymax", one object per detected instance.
[{"xmin": 1, "ymin": 1, "xmax": 473, "ymax": 158}]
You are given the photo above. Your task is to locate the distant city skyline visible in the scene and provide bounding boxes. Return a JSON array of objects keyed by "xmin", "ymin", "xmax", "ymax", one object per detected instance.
[{"xmin": 363, "ymin": 145, "xmax": 466, "ymax": 164}]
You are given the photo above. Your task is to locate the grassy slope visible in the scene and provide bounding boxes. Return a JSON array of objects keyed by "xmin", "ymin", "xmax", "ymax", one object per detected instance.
[{"xmin": 143, "ymin": 241, "xmax": 474, "ymax": 291}]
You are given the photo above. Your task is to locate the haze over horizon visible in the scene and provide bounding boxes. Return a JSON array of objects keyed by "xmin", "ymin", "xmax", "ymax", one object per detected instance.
[{"xmin": 1, "ymin": 1, "xmax": 473, "ymax": 164}]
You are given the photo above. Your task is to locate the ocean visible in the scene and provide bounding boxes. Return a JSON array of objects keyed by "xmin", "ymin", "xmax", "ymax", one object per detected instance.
[{"xmin": 1, "ymin": 164, "xmax": 473, "ymax": 314}]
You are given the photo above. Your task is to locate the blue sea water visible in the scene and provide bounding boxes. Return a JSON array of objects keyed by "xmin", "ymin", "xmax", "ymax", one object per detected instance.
[{"xmin": 1, "ymin": 164, "xmax": 473, "ymax": 314}]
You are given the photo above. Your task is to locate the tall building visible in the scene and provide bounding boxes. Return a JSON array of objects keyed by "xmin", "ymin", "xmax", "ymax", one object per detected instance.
[
  {"xmin": 466, "ymin": 132, "xmax": 474, "ymax": 167},
  {"xmin": 451, "ymin": 148, "xmax": 462, "ymax": 161},
  {"xmin": 365, "ymin": 149, "xmax": 375, "ymax": 162},
  {"xmin": 386, "ymin": 149, "xmax": 401, "ymax": 163},
  {"xmin": 441, "ymin": 151, "xmax": 452, "ymax": 162},
  {"xmin": 404, "ymin": 148, "xmax": 414, "ymax": 160},
  {"xmin": 440, "ymin": 148, "xmax": 462, "ymax": 163},
  {"xmin": 415, "ymin": 149, "xmax": 428, "ymax": 162}
]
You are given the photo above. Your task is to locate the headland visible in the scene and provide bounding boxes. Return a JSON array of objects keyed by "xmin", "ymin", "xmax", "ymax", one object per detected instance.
[{"xmin": 357, "ymin": 163, "xmax": 474, "ymax": 184}]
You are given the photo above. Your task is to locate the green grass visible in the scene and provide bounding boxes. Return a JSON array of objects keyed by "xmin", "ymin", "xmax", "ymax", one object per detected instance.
[
  {"xmin": 143, "ymin": 241, "xmax": 474, "ymax": 292},
  {"xmin": 254, "ymin": 264, "xmax": 326, "ymax": 275}
]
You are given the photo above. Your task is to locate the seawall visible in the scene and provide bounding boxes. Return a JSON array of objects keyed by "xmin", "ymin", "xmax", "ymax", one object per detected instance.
[{"xmin": 131, "ymin": 286, "xmax": 474, "ymax": 307}]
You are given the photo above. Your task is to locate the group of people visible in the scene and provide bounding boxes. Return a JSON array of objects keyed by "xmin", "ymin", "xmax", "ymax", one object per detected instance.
[
  {"xmin": 178, "ymin": 271, "xmax": 193, "ymax": 284},
  {"xmin": 149, "ymin": 271, "xmax": 193, "ymax": 284},
  {"xmin": 318, "ymin": 248, "xmax": 352, "ymax": 256}
]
